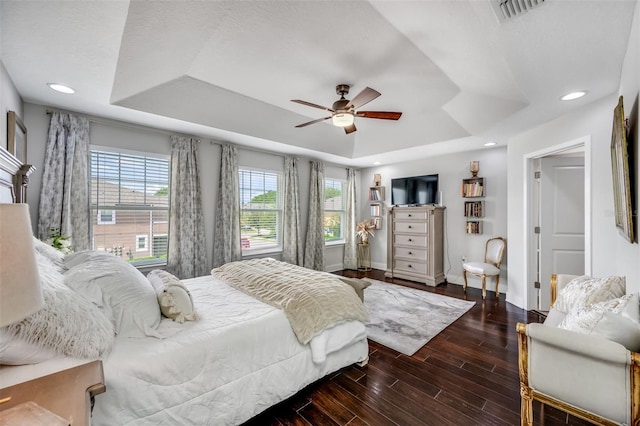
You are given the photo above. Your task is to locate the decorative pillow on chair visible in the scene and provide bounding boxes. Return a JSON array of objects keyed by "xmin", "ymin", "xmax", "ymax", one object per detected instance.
[
  {"xmin": 558, "ymin": 293, "xmax": 640, "ymax": 351},
  {"xmin": 64, "ymin": 252, "xmax": 162, "ymax": 338},
  {"xmin": 4, "ymin": 251, "xmax": 115, "ymax": 360},
  {"xmin": 147, "ymin": 270, "xmax": 197, "ymax": 323},
  {"xmin": 553, "ymin": 275, "xmax": 626, "ymax": 314}
]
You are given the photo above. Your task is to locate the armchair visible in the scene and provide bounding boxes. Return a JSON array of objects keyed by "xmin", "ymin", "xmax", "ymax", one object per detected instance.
[
  {"xmin": 462, "ymin": 237, "xmax": 506, "ymax": 299},
  {"xmin": 517, "ymin": 274, "xmax": 640, "ymax": 426}
]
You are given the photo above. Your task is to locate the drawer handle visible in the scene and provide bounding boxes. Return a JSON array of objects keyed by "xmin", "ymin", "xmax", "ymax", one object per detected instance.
[
  {"xmin": 408, "ymin": 264, "xmax": 412, "ymax": 268},
  {"xmin": 408, "ymin": 238, "xmax": 412, "ymax": 242},
  {"xmin": 408, "ymin": 225, "xmax": 412, "ymax": 229},
  {"xmin": 408, "ymin": 214, "xmax": 412, "ymax": 217},
  {"xmin": 408, "ymin": 251, "xmax": 412, "ymax": 255}
]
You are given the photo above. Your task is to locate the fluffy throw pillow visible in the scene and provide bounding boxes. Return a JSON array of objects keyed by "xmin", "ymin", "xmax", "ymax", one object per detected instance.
[
  {"xmin": 558, "ymin": 293, "xmax": 640, "ymax": 351},
  {"xmin": 64, "ymin": 251, "xmax": 162, "ymax": 338},
  {"xmin": 147, "ymin": 270, "xmax": 197, "ymax": 323},
  {"xmin": 4, "ymin": 251, "xmax": 114, "ymax": 360},
  {"xmin": 32, "ymin": 236, "xmax": 66, "ymax": 272},
  {"xmin": 553, "ymin": 275, "xmax": 626, "ymax": 314}
]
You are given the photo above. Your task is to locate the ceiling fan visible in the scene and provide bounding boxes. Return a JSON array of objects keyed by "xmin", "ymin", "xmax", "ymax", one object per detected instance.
[{"xmin": 291, "ymin": 85, "xmax": 402, "ymax": 134}]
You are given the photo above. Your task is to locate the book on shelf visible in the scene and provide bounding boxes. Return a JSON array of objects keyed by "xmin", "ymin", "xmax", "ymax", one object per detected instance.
[
  {"xmin": 369, "ymin": 187, "xmax": 382, "ymax": 201},
  {"xmin": 466, "ymin": 221, "xmax": 482, "ymax": 234},
  {"xmin": 370, "ymin": 203, "xmax": 381, "ymax": 217},
  {"xmin": 464, "ymin": 201, "xmax": 483, "ymax": 217},
  {"xmin": 462, "ymin": 182, "xmax": 484, "ymax": 197}
]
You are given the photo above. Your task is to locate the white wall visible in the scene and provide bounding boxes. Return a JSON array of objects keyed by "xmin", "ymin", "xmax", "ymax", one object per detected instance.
[
  {"xmin": 22, "ymin": 102, "xmax": 348, "ymax": 271},
  {"xmin": 507, "ymin": 1, "xmax": 639, "ymax": 310},
  {"xmin": 1, "ymin": 61, "xmax": 23, "ymax": 150},
  {"xmin": 359, "ymin": 146, "xmax": 508, "ymax": 293}
]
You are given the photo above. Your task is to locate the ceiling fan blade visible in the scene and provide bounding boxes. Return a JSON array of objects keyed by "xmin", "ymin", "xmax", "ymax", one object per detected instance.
[
  {"xmin": 345, "ymin": 87, "xmax": 381, "ymax": 109},
  {"xmin": 295, "ymin": 116, "xmax": 332, "ymax": 128},
  {"xmin": 291, "ymin": 99, "xmax": 334, "ymax": 112},
  {"xmin": 357, "ymin": 111, "xmax": 402, "ymax": 120},
  {"xmin": 344, "ymin": 123, "xmax": 357, "ymax": 134}
]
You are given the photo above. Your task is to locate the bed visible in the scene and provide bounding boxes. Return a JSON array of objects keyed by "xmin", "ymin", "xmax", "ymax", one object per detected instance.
[{"xmin": 0, "ymin": 146, "xmax": 369, "ymax": 425}]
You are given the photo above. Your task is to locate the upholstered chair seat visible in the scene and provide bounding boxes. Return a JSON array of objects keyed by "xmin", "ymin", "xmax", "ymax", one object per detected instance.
[{"xmin": 462, "ymin": 237, "xmax": 506, "ymax": 299}]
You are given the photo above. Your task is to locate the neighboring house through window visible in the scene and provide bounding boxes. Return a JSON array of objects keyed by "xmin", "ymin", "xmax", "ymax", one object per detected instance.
[
  {"xmin": 239, "ymin": 168, "xmax": 283, "ymax": 253},
  {"xmin": 90, "ymin": 146, "xmax": 170, "ymax": 267},
  {"xmin": 324, "ymin": 178, "xmax": 346, "ymax": 243}
]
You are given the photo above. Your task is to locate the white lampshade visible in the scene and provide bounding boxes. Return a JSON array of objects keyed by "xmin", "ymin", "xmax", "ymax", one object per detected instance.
[
  {"xmin": 0, "ymin": 204, "xmax": 43, "ymax": 327},
  {"xmin": 332, "ymin": 112, "xmax": 354, "ymax": 127}
]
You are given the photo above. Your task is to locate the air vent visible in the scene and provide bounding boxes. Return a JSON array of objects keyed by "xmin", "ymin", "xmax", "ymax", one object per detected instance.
[{"xmin": 491, "ymin": 0, "xmax": 546, "ymax": 22}]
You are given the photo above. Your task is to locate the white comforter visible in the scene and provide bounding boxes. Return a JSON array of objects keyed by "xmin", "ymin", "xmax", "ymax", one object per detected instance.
[{"xmin": 92, "ymin": 275, "xmax": 368, "ymax": 425}]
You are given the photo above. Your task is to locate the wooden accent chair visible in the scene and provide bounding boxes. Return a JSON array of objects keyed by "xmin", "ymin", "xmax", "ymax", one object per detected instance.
[
  {"xmin": 517, "ymin": 274, "xmax": 640, "ymax": 426},
  {"xmin": 462, "ymin": 237, "xmax": 506, "ymax": 299}
]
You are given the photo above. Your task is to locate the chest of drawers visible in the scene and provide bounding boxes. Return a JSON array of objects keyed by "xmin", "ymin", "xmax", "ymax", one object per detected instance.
[{"xmin": 385, "ymin": 206, "xmax": 445, "ymax": 286}]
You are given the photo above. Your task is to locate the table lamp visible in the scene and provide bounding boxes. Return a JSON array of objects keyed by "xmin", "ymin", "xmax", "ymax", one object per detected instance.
[{"xmin": 0, "ymin": 204, "xmax": 43, "ymax": 327}]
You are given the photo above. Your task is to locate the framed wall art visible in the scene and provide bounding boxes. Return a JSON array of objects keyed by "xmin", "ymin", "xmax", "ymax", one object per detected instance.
[
  {"xmin": 610, "ymin": 96, "xmax": 635, "ymax": 243},
  {"xmin": 7, "ymin": 110, "xmax": 27, "ymax": 163}
]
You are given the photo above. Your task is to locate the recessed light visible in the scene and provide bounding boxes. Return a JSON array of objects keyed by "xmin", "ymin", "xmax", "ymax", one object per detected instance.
[
  {"xmin": 484, "ymin": 142, "xmax": 497, "ymax": 147},
  {"xmin": 373, "ymin": 161, "xmax": 381, "ymax": 165},
  {"xmin": 561, "ymin": 91, "xmax": 587, "ymax": 101},
  {"xmin": 47, "ymin": 83, "xmax": 75, "ymax": 94}
]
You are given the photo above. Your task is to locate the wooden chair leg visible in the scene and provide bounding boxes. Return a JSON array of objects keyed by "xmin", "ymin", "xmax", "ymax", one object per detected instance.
[
  {"xmin": 481, "ymin": 275, "xmax": 486, "ymax": 299},
  {"xmin": 495, "ymin": 274, "xmax": 500, "ymax": 298},
  {"xmin": 463, "ymin": 270, "xmax": 468, "ymax": 291},
  {"xmin": 521, "ymin": 385, "xmax": 533, "ymax": 426}
]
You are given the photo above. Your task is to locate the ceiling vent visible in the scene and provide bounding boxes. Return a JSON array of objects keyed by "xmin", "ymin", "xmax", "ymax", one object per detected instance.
[{"xmin": 491, "ymin": 0, "xmax": 546, "ymax": 22}]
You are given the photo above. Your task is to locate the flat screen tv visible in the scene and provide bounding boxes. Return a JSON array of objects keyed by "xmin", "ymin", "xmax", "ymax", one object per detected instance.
[{"xmin": 391, "ymin": 174, "xmax": 439, "ymax": 206}]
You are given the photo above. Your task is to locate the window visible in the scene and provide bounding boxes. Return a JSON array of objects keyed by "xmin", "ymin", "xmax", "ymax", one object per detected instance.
[
  {"xmin": 239, "ymin": 168, "xmax": 283, "ymax": 252},
  {"xmin": 91, "ymin": 147, "xmax": 170, "ymax": 267},
  {"xmin": 324, "ymin": 178, "xmax": 346, "ymax": 243},
  {"xmin": 136, "ymin": 235, "xmax": 148, "ymax": 251},
  {"xmin": 97, "ymin": 209, "xmax": 116, "ymax": 225}
]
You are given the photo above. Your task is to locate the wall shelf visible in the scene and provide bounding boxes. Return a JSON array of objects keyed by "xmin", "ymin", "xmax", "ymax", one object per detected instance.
[
  {"xmin": 462, "ymin": 177, "xmax": 484, "ymax": 234},
  {"xmin": 369, "ymin": 186, "xmax": 385, "ymax": 229}
]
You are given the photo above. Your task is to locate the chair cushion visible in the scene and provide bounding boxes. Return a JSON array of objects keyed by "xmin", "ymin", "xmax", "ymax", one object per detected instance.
[{"xmin": 463, "ymin": 262, "xmax": 499, "ymax": 275}]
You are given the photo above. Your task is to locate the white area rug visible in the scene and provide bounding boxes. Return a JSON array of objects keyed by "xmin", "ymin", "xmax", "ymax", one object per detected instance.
[{"xmin": 363, "ymin": 279, "xmax": 475, "ymax": 356}]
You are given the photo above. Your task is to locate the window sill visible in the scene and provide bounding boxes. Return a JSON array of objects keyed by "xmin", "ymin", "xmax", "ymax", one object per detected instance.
[
  {"xmin": 241, "ymin": 247, "xmax": 283, "ymax": 258},
  {"xmin": 325, "ymin": 240, "xmax": 345, "ymax": 247}
]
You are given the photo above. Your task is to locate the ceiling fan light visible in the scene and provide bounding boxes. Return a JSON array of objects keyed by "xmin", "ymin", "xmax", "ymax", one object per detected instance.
[{"xmin": 332, "ymin": 112, "xmax": 354, "ymax": 127}]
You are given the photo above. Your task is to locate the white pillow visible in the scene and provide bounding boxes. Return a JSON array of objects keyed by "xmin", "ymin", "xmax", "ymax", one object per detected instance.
[
  {"xmin": 554, "ymin": 275, "xmax": 626, "ymax": 314},
  {"xmin": 559, "ymin": 293, "xmax": 640, "ymax": 351},
  {"xmin": 64, "ymin": 252, "xmax": 162, "ymax": 338},
  {"xmin": 5, "ymin": 251, "xmax": 115, "ymax": 360},
  {"xmin": 147, "ymin": 270, "xmax": 197, "ymax": 323}
]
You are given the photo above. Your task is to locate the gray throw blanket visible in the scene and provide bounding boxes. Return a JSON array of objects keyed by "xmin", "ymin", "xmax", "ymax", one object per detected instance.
[{"xmin": 212, "ymin": 258, "xmax": 368, "ymax": 344}]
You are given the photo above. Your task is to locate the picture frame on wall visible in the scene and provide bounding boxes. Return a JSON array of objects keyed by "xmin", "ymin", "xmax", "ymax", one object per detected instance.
[
  {"xmin": 7, "ymin": 110, "xmax": 27, "ymax": 163},
  {"xmin": 610, "ymin": 96, "xmax": 635, "ymax": 244}
]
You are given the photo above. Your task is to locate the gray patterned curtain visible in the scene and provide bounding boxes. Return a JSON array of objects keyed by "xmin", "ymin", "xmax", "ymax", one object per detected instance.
[
  {"xmin": 343, "ymin": 168, "xmax": 357, "ymax": 269},
  {"xmin": 167, "ymin": 136, "xmax": 207, "ymax": 278},
  {"xmin": 304, "ymin": 161, "xmax": 325, "ymax": 271},
  {"xmin": 212, "ymin": 144, "xmax": 241, "ymax": 268},
  {"xmin": 282, "ymin": 156, "xmax": 302, "ymax": 265},
  {"xmin": 37, "ymin": 112, "xmax": 90, "ymax": 251}
]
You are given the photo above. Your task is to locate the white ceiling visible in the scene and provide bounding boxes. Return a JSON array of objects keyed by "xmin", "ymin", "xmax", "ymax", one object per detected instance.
[{"xmin": 1, "ymin": 0, "xmax": 636, "ymax": 166}]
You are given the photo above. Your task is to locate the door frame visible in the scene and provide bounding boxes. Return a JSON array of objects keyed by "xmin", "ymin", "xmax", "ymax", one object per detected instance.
[{"xmin": 523, "ymin": 135, "xmax": 592, "ymax": 310}]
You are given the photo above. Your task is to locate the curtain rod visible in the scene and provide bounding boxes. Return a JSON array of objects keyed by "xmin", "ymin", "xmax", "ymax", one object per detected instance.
[{"xmin": 46, "ymin": 108, "xmax": 356, "ymax": 170}]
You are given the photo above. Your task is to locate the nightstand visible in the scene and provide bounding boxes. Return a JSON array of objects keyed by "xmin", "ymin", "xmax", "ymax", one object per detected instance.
[{"xmin": 0, "ymin": 359, "xmax": 105, "ymax": 426}]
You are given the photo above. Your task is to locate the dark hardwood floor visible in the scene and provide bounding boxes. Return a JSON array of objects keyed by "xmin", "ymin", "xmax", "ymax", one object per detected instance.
[{"xmin": 243, "ymin": 270, "xmax": 591, "ymax": 426}]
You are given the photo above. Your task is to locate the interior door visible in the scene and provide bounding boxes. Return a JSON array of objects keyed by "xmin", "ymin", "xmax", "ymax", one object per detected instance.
[{"xmin": 539, "ymin": 155, "xmax": 585, "ymax": 310}]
